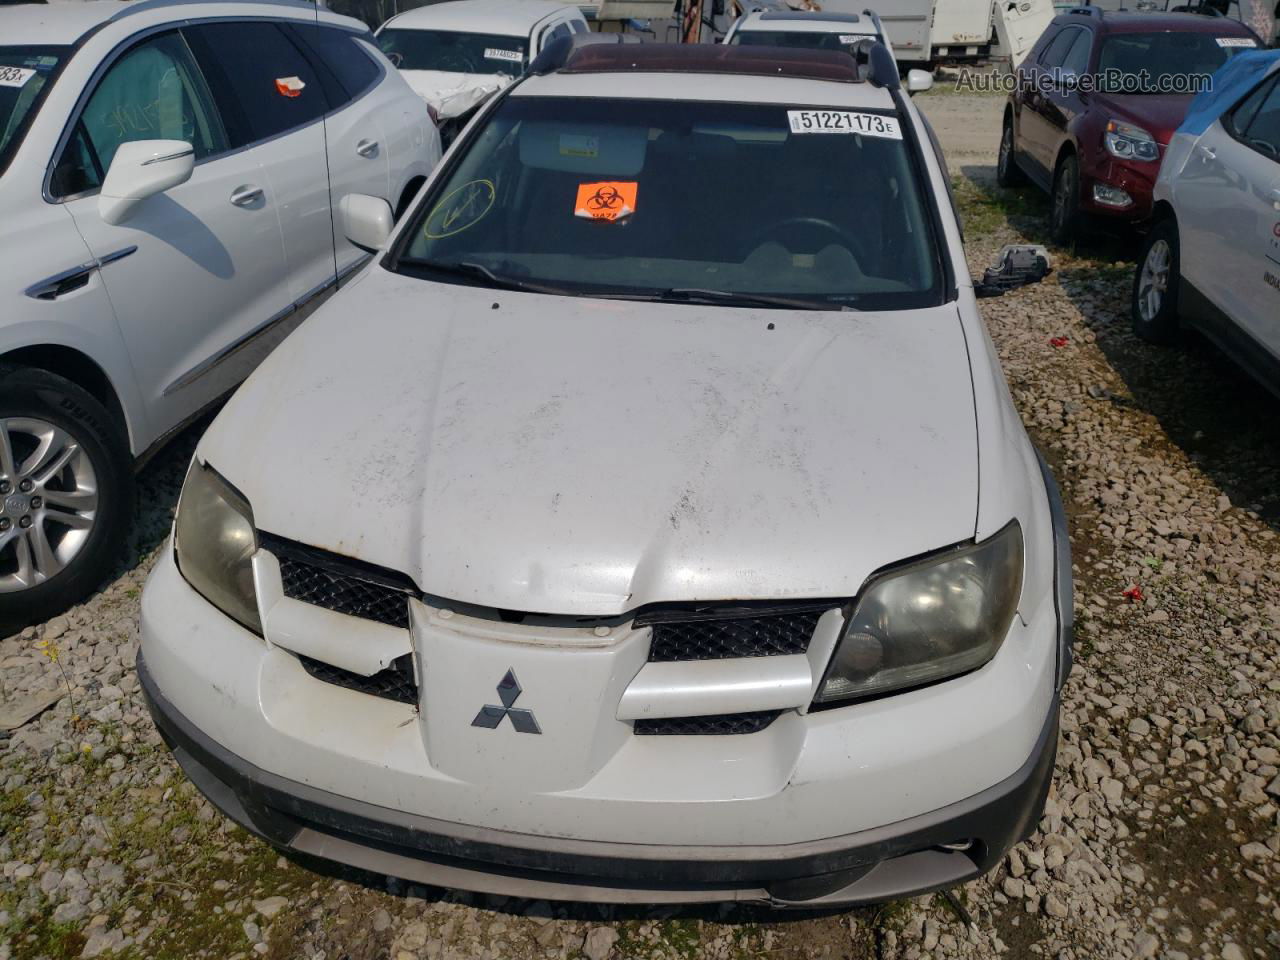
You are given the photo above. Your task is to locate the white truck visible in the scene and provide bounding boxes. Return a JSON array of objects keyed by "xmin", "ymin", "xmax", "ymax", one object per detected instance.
[{"xmin": 813, "ymin": 0, "xmax": 1055, "ymax": 66}]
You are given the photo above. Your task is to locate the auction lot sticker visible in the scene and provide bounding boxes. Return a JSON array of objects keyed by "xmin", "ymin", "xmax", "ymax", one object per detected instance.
[
  {"xmin": 485, "ymin": 48, "xmax": 522, "ymax": 62},
  {"xmin": 0, "ymin": 66, "xmax": 36, "ymax": 88},
  {"xmin": 1216, "ymin": 37, "xmax": 1256, "ymax": 46},
  {"xmin": 787, "ymin": 110, "xmax": 902, "ymax": 139}
]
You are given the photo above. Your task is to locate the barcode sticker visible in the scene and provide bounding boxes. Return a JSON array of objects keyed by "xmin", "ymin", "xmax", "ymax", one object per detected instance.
[
  {"xmin": 0, "ymin": 66, "xmax": 36, "ymax": 88},
  {"xmin": 787, "ymin": 110, "xmax": 902, "ymax": 140}
]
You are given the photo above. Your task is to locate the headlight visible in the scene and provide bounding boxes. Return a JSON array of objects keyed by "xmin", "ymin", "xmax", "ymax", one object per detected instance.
[
  {"xmin": 814, "ymin": 522, "xmax": 1023, "ymax": 705},
  {"xmin": 174, "ymin": 459, "xmax": 261, "ymax": 633},
  {"xmin": 1104, "ymin": 120, "xmax": 1158, "ymax": 162}
]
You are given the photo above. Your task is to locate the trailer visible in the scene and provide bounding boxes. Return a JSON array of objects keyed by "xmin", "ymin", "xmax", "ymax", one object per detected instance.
[{"xmin": 813, "ymin": 0, "xmax": 1055, "ymax": 65}]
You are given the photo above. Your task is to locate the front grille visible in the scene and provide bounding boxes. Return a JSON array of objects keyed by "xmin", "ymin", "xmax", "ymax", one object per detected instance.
[
  {"xmin": 263, "ymin": 534, "xmax": 413, "ymax": 630},
  {"xmin": 633, "ymin": 711, "xmax": 782, "ymax": 736},
  {"xmin": 298, "ymin": 653, "xmax": 418, "ymax": 705},
  {"xmin": 641, "ymin": 609, "xmax": 823, "ymax": 662}
]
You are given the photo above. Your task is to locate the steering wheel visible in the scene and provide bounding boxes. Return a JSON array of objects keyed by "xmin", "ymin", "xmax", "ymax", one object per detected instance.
[
  {"xmin": 436, "ymin": 52, "xmax": 478, "ymax": 73},
  {"xmin": 747, "ymin": 216, "xmax": 858, "ymax": 255}
]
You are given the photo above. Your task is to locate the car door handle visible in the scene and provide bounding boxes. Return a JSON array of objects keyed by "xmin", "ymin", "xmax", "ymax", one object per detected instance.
[
  {"xmin": 1270, "ymin": 187, "xmax": 1280, "ymax": 209},
  {"xmin": 1196, "ymin": 144, "xmax": 1217, "ymax": 162},
  {"xmin": 230, "ymin": 185, "xmax": 265, "ymax": 207},
  {"xmin": 356, "ymin": 139, "xmax": 379, "ymax": 158}
]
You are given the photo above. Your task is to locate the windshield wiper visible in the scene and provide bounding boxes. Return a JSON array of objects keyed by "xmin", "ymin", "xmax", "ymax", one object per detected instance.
[
  {"xmin": 403, "ymin": 260, "xmax": 574, "ymax": 296},
  {"xmin": 642, "ymin": 287, "xmax": 848, "ymax": 311}
]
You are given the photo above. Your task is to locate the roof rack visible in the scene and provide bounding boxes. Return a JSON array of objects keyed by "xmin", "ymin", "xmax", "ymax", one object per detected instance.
[
  {"xmin": 757, "ymin": 10, "xmax": 863, "ymax": 22},
  {"xmin": 861, "ymin": 7, "xmax": 888, "ymax": 40},
  {"xmin": 529, "ymin": 32, "xmax": 901, "ymax": 89},
  {"xmin": 534, "ymin": 39, "xmax": 866, "ymax": 82}
]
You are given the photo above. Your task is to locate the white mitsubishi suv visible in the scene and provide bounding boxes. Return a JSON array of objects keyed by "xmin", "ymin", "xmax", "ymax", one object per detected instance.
[
  {"xmin": 0, "ymin": 0, "xmax": 440, "ymax": 633},
  {"xmin": 139, "ymin": 39, "xmax": 1072, "ymax": 906}
]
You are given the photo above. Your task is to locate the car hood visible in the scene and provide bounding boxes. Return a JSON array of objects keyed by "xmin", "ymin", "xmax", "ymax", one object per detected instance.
[
  {"xmin": 397, "ymin": 69, "xmax": 512, "ymax": 119},
  {"xmin": 1092, "ymin": 93, "xmax": 1194, "ymax": 144},
  {"xmin": 202, "ymin": 269, "xmax": 979, "ymax": 617}
]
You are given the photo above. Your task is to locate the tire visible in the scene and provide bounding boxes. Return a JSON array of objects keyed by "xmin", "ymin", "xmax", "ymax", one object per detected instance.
[
  {"xmin": 1049, "ymin": 153, "xmax": 1083, "ymax": 245},
  {"xmin": 996, "ymin": 115, "xmax": 1027, "ymax": 188},
  {"xmin": 0, "ymin": 366, "xmax": 134, "ymax": 637},
  {"xmin": 1130, "ymin": 218, "xmax": 1181, "ymax": 345}
]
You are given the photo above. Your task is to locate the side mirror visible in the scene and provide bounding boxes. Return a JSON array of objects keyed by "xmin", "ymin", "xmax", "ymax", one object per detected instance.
[
  {"xmin": 906, "ymin": 69, "xmax": 934, "ymax": 95},
  {"xmin": 340, "ymin": 193, "xmax": 394, "ymax": 252},
  {"xmin": 975, "ymin": 244, "xmax": 1052, "ymax": 298},
  {"xmin": 98, "ymin": 140, "xmax": 193, "ymax": 226}
]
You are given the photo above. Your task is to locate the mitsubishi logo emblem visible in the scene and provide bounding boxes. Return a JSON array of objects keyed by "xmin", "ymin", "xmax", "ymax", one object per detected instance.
[{"xmin": 471, "ymin": 669, "xmax": 541, "ymax": 734}]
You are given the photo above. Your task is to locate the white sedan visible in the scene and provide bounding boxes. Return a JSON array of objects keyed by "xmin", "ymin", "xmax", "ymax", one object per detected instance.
[
  {"xmin": 139, "ymin": 38, "xmax": 1071, "ymax": 907},
  {"xmin": 376, "ymin": 0, "xmax": 587, "ymax": 131},
  {"xmin": 0, "ymin": 0, "xmax": 441, "ymax": 633},
  {"xmin": 1133, "ymin": 52, "xmax": 1280, "ymax": 395}
]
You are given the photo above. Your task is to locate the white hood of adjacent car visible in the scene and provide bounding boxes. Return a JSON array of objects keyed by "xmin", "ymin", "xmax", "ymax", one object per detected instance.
[
  {"xmin": 398, "ymin": 69, "xmax": 512, "ymax": 119},
  {"xmin": 203, "ymin": 269, "xmax": 979, "ymax": 616}
]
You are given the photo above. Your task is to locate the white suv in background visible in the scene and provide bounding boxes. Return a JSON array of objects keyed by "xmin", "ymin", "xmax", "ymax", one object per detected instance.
[
  {"xmin": 0, "ymin": 0, "xmax": 441, "ymax": 634},
  {"xmin": 724, "ymin": 8, "xmax": 898, "ymax": 61},
  {"xmin": 376, "ymin": 0, "xmax": 588, "ymax": 132},
  {"xmin": 1132, "ymin": 54, "xmax": 1280, "ymax": 396}
]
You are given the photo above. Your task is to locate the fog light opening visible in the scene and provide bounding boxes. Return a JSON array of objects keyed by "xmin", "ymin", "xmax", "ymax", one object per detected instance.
[{"xmin": 1092, "ymin": 183, "xmax": 1133, "ymax": 208}]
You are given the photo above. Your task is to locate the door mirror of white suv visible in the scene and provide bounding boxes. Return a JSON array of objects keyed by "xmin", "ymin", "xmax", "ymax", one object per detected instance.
[
  {"xmin": 975, "ymin": 244, "xmax": 1052, "ymax": 298},
  {"xmin": 906, "ymin": 69, "xmax": 933, "ymax": 95},
  {"xmin": 99, "ymin": 140, "xmax": 194, "ymax": 226},
  {"xmin": 340, "ymin": 194, "xmax": 394, "ymax": 252}
]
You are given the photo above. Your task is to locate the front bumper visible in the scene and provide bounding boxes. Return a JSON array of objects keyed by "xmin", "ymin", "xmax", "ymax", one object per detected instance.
[
  {"xmin": 139, "ymin": 651, "xmax": 1058, "ymax": 906},
  {"xmin": 1080, "ymin": 155, "xmax": 1158, "ymax": 221},
  {"xmin": 139, "ymin": 448, "xmax": 1071, "ymax": 906}
]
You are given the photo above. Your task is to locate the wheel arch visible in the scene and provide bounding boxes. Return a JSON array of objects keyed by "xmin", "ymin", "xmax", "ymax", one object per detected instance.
[
  {"xmin": 1053, "ymin": 140, "xmax": 1077, "ymax": 176},
  {"xmin": 1149, "ymin": 199, "xmax": 1177, "ymax": 228},
  {"xmin": 0, "ymin": 345, "xmax": 131, "ymax": 454}
]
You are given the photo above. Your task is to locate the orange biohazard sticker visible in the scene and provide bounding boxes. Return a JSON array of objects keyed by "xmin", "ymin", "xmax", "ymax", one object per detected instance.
[
  {"xmin": 574, "ymin": 182, "xmax": 637, "ymax": 222},
  {"xmin": 275, "ymin": 76, "xmax": 305, "ymax": 98}
]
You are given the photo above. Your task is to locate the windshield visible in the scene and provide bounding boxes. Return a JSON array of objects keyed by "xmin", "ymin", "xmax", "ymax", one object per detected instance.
[
  {"xmin": 733, "ymin": 29, "xmax": 868, "ymax": 53},
  {"xmin": 394, "ymin": 96, "xmax": 943, "ymax": 310},
  {"xmin": 1, "ymin": 46, "xmax": 68, "ymax": 176},
  {"xmin": 376, "ymin": 28, "xmax": 528, "ymax": 75},
  {"xmin": 1097, "ymin": 32, "xmax": 1251, "ymax": 94}
]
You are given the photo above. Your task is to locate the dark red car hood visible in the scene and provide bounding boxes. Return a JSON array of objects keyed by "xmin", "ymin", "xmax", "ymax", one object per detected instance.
[{"xmin": 1092, "ymin": 93, "xmax": 1195, "ymax": 144}]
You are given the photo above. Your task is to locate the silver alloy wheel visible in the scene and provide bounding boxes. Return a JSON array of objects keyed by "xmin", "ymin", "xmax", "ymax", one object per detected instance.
[
  {"xmin": 0, "ymin": 417, "xmax": 98, "ymax": 592},
  {"xmin": 1138, "ymin": 239, "xmax": 1171, "ymax": 324},
  {"xmin": 999, "ymin": 124, "xmax": 1013, "ymax": 176}
]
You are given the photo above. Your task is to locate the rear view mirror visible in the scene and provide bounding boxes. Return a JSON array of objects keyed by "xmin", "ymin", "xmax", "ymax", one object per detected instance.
[
  {"xmin": 975, "ymin": 244, "xmax": 1052, "ymax": 298},
  {"xmin": 340, "ymin": 193, "xmax": 394, "ymax": 252},
  {"xmin": 98, "ymin": 140, "xmax": 194, "ymax": 226},
  {"xmin": 906, "ymin": 69, "xmax": 934, "ymax": 95}
]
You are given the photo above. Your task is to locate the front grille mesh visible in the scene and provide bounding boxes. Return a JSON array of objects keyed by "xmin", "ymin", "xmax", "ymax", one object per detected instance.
[
  {"xmin": 644, "ymin": 610, "xmax": 822, "ymax": 662},
  {"xmin": 298, "ymin": 654, "xmax": 418, "ymax": 705},
  {"xmin": 274, "ymin": 548, "xmax": 412, "ymax": 629},
  {"xmin": 633, "ymin": 711, "xmax": 782, "ymax": 736}
]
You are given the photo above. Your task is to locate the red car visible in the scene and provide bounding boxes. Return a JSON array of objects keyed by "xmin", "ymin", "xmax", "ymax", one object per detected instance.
[{"xmin": 999, "ymin": 8, "xmax": 1262, "ymax": 242}]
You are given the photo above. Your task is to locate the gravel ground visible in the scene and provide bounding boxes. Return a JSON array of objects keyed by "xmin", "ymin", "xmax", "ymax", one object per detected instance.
[{"xmin": 3, "ymin": 94, "xmax": 1280, "ymax": 960}]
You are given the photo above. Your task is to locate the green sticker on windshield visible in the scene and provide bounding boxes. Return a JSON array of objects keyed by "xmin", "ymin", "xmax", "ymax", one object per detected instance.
[{"xmin": 424, "ymin": 179, "xmax": 496, "ymax": 239}]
